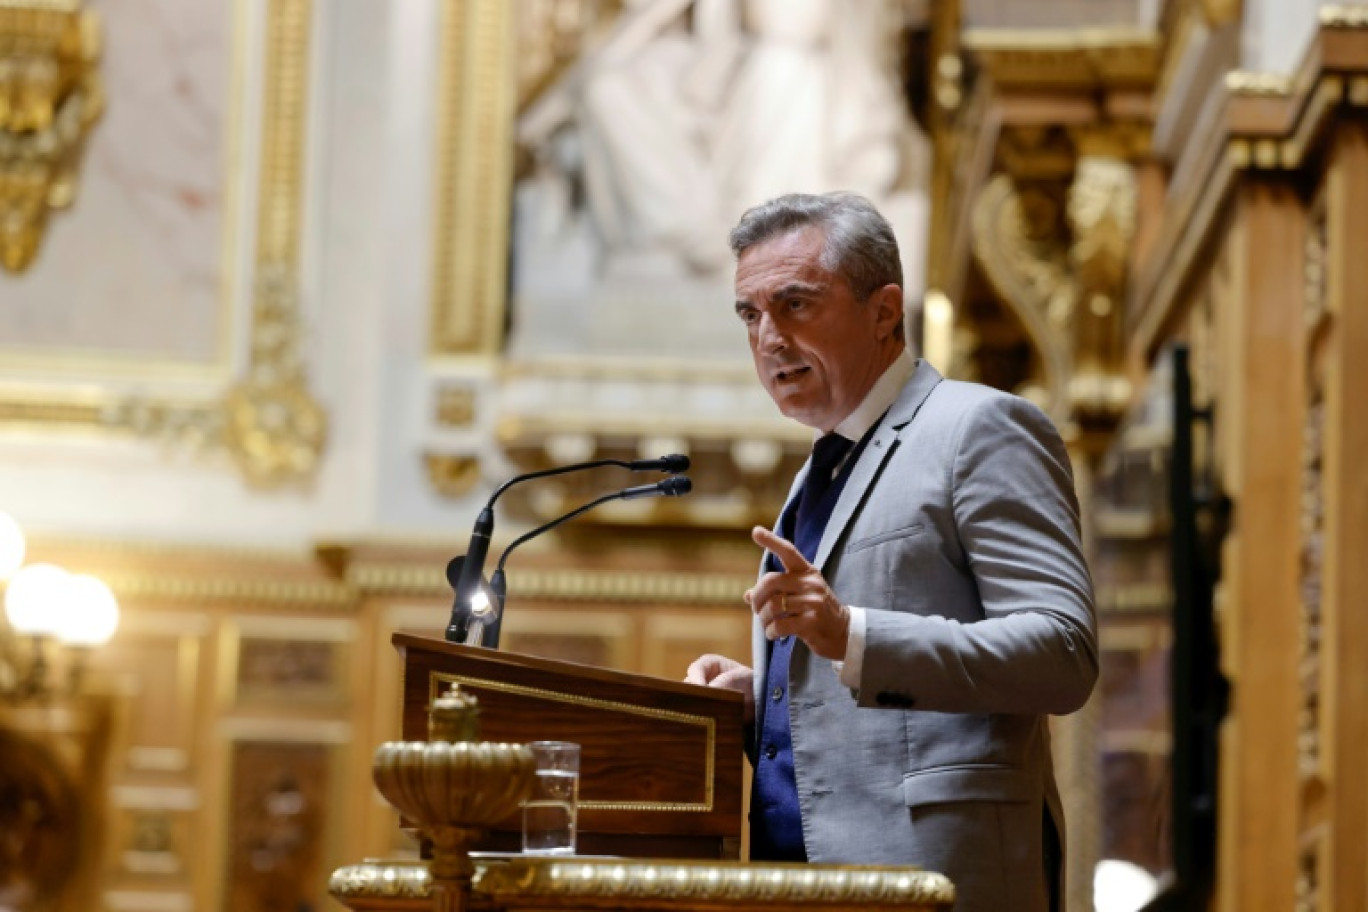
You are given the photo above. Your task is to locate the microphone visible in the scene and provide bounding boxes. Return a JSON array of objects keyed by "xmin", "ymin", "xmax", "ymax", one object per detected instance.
[
  {"xmin": 472, "ymin": 475, "xmax": 693, "ymax": 649},
  {"xmin": 619, "ymin": 475, "xmax": 693, "ymax": 499},
  {"xmin": 445, "ymin": 506, "xmax": 492, "ymax": 643},
  {"xmin": 444, "ymin": 456, "xmax": 690, "ymax": 643},
  {"xmin": 627, "ymin": 454, "xmax": 690, "ymax": 473}
]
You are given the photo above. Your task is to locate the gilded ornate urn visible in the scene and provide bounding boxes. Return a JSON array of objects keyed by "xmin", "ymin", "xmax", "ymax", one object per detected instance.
[{"xmin": 363, "ymin": 687, "xmax": 535, "ymax": 910}]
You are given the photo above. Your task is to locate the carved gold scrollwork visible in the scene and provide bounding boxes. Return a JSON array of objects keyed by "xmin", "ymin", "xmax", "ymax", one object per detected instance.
[
  {"xmin": 970, "ymin": 173, "xmax": 1074, "ymax": 418},
  {"xmin": 970, "ymin": 158, "xmax": 1135, "ymax": 425},
  {"xmin": 223, "ymin": 266, "xmax": 327, "ymax": 487},
  {"xmin": 424, "ymin": 452, "xmax": 482, "ymax": 498},
  {"xmin": 0, "ymin": 0, "xmax": 103, "ymax": 273},
  {"xmin": 220, "ymin": 0, "xmax": 327, "ymax": 487},
  {"xmin": 1065, "ymin": 158, "xmax": 1135, "ymax": 422}
]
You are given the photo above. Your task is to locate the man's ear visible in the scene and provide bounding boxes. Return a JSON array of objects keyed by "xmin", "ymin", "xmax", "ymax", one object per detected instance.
[{"xmin": 871, "ymin": 284, "xmax": 904, "ymax": 340}]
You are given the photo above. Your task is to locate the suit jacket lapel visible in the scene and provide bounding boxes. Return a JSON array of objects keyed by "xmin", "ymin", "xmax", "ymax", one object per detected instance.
[
  {"xmin": 813, "ymin": 360, "xmax": 944, "ymax": 571},
  {"xmin": 753, "ymin": 467, "xmax": 806, "ymax": 709},
  {"xmin": 753, "ymin": 360, "xmax": 942, "ymax": 699}
]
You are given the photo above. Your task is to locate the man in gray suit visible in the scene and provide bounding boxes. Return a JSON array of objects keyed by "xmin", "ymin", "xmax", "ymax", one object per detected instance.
[{"xmin": 686, "ymin": 192, "xmax": 1097, "ymax": 911}]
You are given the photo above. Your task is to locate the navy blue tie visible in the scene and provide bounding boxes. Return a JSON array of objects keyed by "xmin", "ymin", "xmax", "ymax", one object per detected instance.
[
  {"xmin": 751, "ymin": 433, "xmax": 854, "ymax": 861},
  {"xmin": 792, "ymin": 433, "xmax": 854, "ymax": 561}
]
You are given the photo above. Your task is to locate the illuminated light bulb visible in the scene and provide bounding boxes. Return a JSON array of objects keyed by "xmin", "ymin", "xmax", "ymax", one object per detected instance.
[
  {"xmin": 56, "ymin": 573, "xmax": 120, "ymax": 647},
  {"xmin": 4, "ymin": 562, "xmax": 71, "ymax": 636},
  {"xmin": 469, "ymin": 589, "xmax": 493, "ymax": 617},
  {"xmin": 0, "ymin": 511, "xmax": 24, "ymax": 579}
]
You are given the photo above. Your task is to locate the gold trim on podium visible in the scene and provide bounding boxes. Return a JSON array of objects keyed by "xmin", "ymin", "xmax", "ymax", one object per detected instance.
[
  {"xmin": 430, "ymin": 671, "xmax": 716, "ymax": 813},
  {"xmin": 331, "ymin": 858, "xmax": 956, "ymax": 911}
]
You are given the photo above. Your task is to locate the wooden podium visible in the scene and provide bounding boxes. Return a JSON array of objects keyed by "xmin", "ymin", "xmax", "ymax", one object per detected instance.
[{"xmin": 394, "ymin": 633, "xmax": 746, "ymax": 859}]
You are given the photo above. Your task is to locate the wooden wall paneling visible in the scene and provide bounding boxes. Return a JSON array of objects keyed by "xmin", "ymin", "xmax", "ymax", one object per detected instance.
[
  {"xmin": 189, "ymin": 607, "xmax": 229, "ymax": 912},
  {"xmin": 498, "ymin": 606, "xmax": 635, "ymax": 673},
  {"xmin": 205, "ymin": 608, "xmax": 361, "ymax": 912},
  {"xmin": 1096, "ymin": 621, "xmax": 1172, "ymax": 871},
  {"xmin": 338, "ymin": 596, "xmax": 387, "ymax": 874},
  {"xmin": 219, "ymin": 612, "xmax": 380, "ymax": 885},
  {"xmin": 219, "ymin": 615, "xmax": 357, "ymax": 713},
  {"xmin": 215, "ymin": 722, "xmax": 351, "ymax": 912},
  {"xmin": 95, "ymin": 611, "xmax": 210, "ymax": 777},
  {"xmin": 1321, "ymin": 120, "xmax": 1368, "ymax": 912},
  {"xmin": 106, "ymin": 784, "xmax": 199, "ymax": 905},
  {"xmin": 91, "ymin": 610, "xmax": 213, "ymax": 912},
  {"xmin": 1214, "ymin": 178, "xmax": 1306, "ymax": 912},
  {"xmin": 642, "ymin": 610, "xmax": 752, "ymax": 684}
]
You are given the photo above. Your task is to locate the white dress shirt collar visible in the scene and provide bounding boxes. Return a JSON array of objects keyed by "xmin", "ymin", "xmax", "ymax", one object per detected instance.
[{"xmin": 828, "ymin": 348, "xmax": 917, "ymax": 444}]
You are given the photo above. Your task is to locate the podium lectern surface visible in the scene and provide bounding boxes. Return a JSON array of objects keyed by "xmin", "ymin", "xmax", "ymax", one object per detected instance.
[{"xmin": 394, "ymin": 633, "xmax": 746, "ymax": 859}]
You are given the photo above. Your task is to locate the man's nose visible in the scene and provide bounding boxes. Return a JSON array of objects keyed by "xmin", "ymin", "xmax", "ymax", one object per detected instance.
[{"xmin": 756, "ymin": 313, "xmax": 786, "ymax": 353}]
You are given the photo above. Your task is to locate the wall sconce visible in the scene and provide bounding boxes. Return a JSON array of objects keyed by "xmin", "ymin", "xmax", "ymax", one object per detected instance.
[
  {"xmin": 0, "ymin": 513, "xmax": 119, "ymax": 700},
  {"xmin": 0, "ymin": 511, "xmax": 119, "ymax": 912}
]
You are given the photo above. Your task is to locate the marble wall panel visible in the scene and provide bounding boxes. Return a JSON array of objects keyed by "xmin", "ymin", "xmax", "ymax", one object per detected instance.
[{"xmin": 0, "ymin": 0, "xmax": 237, "ymax": 369}]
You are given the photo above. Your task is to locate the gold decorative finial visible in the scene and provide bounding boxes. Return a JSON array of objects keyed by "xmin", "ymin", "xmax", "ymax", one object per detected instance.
[{"xmin": 428, "ymin": 684, "xmax": 480, "ymax": 743}]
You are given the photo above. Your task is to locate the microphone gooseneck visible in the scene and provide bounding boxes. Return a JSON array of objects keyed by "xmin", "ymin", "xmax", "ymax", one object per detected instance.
[
  {"xmin": 483, "ymin": 454, "xmax": 689, "ymax": 508},
  {"xmin": 444, "ymin": 457, "xmax": 690, "ymax": 644},
  {"xmin": 481, "ymin": 476, "xmax": 694, "ymax": 648}
]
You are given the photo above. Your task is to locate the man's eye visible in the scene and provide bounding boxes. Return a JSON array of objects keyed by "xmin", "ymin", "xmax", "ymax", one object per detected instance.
[
  {"xmin": 787, "ymin": 299, "xmax": 806, "ymax": 311},
  {"xmin": 739, "ymin": 310, "xmax": 759, "ymax": 324}
]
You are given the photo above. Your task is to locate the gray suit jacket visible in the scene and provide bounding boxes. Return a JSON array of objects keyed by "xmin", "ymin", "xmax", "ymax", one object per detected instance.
[{"xmin": 750, "ymin": 361, "xmax": 1097, "ymax": 912}]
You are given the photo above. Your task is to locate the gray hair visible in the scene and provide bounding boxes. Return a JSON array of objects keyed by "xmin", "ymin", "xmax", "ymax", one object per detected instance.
[{"xmin": 728, "ymin": 192, "xmax": 903, "ymax": 301}]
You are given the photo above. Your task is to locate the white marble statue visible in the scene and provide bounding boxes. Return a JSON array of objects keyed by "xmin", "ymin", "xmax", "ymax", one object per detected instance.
[{"xmin": 510, "ymin": 0, "xmax": 928, "ymax": 360}]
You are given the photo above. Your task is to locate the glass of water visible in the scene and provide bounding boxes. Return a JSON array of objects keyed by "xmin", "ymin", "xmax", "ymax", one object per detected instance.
[{"xmin": 521, "ymin": 741, "xmax": 580, "ymax": 855}]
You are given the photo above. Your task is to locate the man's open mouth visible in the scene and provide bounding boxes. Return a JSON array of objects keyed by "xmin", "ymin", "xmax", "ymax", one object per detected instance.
[{"xmin": 775, "ymin": 366, "xmax": 809, "ymax": 382}]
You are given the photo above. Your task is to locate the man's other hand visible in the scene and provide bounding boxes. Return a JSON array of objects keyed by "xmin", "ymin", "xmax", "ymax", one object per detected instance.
[{"xmin": 685, "ymin": 654, "xmax": 755, "ymax": 724}]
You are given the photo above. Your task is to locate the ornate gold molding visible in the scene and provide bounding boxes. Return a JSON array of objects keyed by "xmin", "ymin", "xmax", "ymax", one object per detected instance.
[
  {"xmin": 1321, "ymin": 5, "xmax": 1368, "ymax": 28},
  {"xmin": 473, "ymin": 858, "xmax": 956, "ymax": 909},
  {"xmin": 1135, "ymin": 11, "xmax": 1368, "ymax": 360},
  {"xmin": 0, "ymin": 0, "xmax": 325, "ymax": 489},
  {"xmin": 1225, "ymin": 70, "xmax": 1293, "ymax": 97},
  {"xmin": 0, "ymin": 0, "xmax": 104, "ymax": 273},
  {"xmin": 424, "ymin": 452, "xmax": 482, "ymax": 498},
  {"xmin": 106, "ymin": 573, "xmax": 354, "ymax": 610},
  {"xmin": 331, "ymin": 858, "xmax": 956, "ymax": 910},
  {"xmin": 222, "ymin": 0, "xmax": 325, "ymax": 486},
  {"xmin": 434, "ymin": 384, "xmax": 477, "ymax": 427},
  {"xmin": 347, "ymin": 561, "xmax": 754, "ymax": 606},
  {"xmin": 963, "ymin": 28, "xmax": 1160, "ymax": 90},
  {"xmin": 329, "ymin": 859, "xmax": 432, "ymax": 902},
  {"xmin": 24, "ymin": 540, "xmax": 749, "ymax": 610},
  {"xmin": 430, "ymin": 0, "xmax": 515, "ymax": 356},
  {"xmin": 1226, "ymin": 76, "xmax": 1345, "ymax": 173}
]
